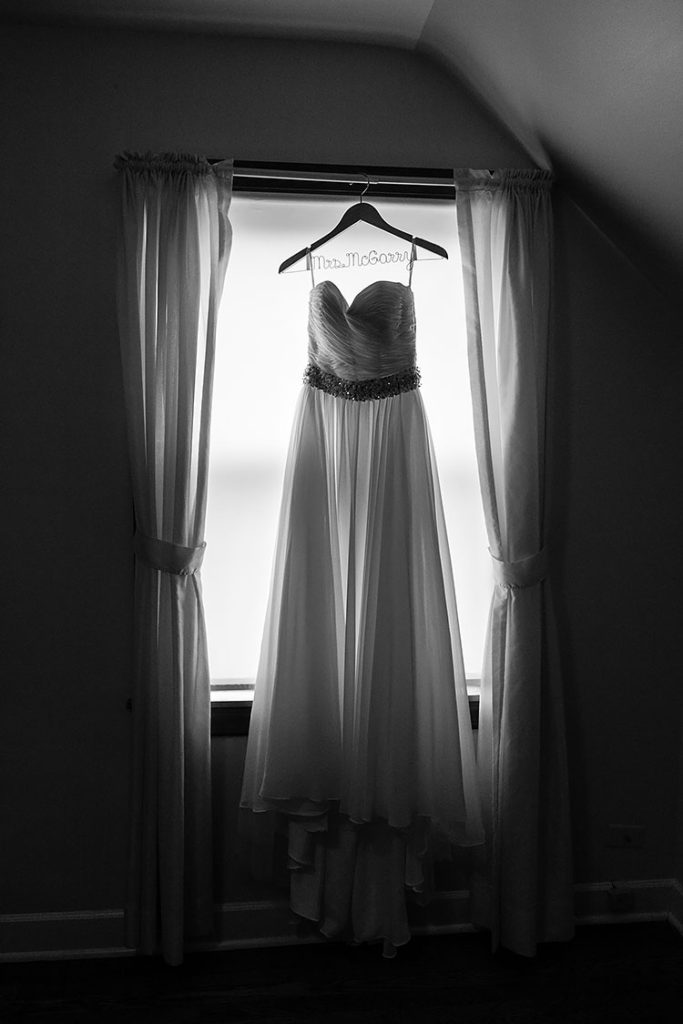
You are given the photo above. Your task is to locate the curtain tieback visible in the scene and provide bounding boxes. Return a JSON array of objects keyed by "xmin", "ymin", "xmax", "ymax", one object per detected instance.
[
  {"xmin": 490, "ymin": 547, "xmax": 547, "ymax": 589},
  {"xmin": 134, "ymin": 531, "xmax": 206, "ymax": 576}
]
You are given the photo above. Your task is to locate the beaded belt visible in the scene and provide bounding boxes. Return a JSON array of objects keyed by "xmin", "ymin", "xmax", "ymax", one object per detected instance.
[{"xmin": 304, "ymin": 362, "xmax": 421, "ymax": 401}]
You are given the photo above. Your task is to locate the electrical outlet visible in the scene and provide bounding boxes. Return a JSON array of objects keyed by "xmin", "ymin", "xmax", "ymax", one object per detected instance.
[{"xmin": 606, "ymin": 824, "xmax": 645, "ymax": 849}]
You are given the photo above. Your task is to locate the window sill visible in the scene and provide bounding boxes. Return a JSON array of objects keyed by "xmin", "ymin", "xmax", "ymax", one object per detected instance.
[{"xmin": 211, "ymin": 682, "xmax": 480, "ymax": 737}]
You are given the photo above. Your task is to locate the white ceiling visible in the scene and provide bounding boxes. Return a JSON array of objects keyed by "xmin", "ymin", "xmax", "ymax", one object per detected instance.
[
  {"xmin": 420, "ymin": 0, "xmax": 683, "ymax": 302},
  {"xmin": 4, "ymin": 0, "xmax": 683, "ymax": 300}
]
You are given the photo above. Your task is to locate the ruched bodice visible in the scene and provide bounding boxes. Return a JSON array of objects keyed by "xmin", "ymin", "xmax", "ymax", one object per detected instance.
[{"xmin": 308, "ymin": 280, "xmax": 416, "ymax": 380}]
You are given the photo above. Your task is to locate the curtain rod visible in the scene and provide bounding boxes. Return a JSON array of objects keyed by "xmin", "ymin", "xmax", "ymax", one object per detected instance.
[{"xmin": 221, "ymin": 160, "xmax": 456, "ymax": 200}]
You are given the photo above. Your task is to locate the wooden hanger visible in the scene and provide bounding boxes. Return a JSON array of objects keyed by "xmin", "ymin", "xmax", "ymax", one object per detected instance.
[{"xmin": 278, "ymin": 177, "xmax": 448, "ymax": 274}]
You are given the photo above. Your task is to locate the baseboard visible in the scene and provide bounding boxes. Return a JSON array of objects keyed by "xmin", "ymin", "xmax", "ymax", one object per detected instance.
[
  {"xmin": 3, "ymin": 880, "xmax": 682, "ymax": 962},
  {"xmin": 189, "ymin": 889, "xmax": 475, "ymax": 953},
  {"xmin": 197, "ymin": 898, "xmax": 301, "ymax": 952},
  {"xmin": 0, "ymin": 890, "xmax": 475, "ymax": 962},
  {"xmin": 0, "ymin": 909, "xmax": 129, "ymax": 962},
  {"xmin": 667, "ymin": 877, "xmax": 683, "ymax": 936},
  {"xmin": 574, "ymin": 877, "xmax": 683, "ymax": 930}
]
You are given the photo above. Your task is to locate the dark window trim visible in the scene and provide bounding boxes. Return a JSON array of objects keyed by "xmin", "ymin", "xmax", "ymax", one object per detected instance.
[
  {"xmin": 211, "ymin": 699, "xmax": 254, "ymax": 737},
  {"xmin": 228, "ymin": 160, "xmax": 456, "ymax": 200},
  {"xmin": 211, "ymin": 691, "xmax": 480, "ymax": 737}
]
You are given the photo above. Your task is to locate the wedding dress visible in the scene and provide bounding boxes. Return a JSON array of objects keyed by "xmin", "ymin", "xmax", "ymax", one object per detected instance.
[{"xmin": 239, "ymin": 245, "xmax": 483, "ymax": 955}]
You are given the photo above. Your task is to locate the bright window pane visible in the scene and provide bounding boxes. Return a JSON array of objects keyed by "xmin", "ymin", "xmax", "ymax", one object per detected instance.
[{"xmin": 204, "ymin": 194, "xmax": 491, "ymax": 680}]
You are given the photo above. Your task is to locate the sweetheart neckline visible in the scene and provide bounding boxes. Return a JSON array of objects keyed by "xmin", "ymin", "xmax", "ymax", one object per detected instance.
[{"xmin": 311, "ymin": 279, "xmax": 413, "ymax": 309}]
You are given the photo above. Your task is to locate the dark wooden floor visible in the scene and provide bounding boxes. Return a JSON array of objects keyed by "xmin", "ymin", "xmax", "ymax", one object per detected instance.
[{"xmin": 2, "ymin": 922, "xmax": 682, "ymax": 1023}]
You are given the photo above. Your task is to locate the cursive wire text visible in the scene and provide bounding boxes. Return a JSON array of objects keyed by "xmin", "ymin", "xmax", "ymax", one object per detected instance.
[{"xmin": 311, "ymin": 249, "xmax": 410, "ymax": 271}]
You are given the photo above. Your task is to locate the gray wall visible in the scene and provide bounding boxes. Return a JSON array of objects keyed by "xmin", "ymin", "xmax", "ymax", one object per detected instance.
[
  {"xmin": 550, "ymin": 195, "xmax": 683, "ymax": 884},
  {"xmin": 2, "ymin": 23, "xmax": 681, "ymax": 935}
]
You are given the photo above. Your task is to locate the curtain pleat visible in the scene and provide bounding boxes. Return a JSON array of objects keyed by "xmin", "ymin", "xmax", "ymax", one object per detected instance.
[
  {"xmin": 116, "ymin": 152, "xmax": 233, "ymax": 964},
  {"xmin": 455, "ymin": 169, "xmax": 574, "ymax": 956}
]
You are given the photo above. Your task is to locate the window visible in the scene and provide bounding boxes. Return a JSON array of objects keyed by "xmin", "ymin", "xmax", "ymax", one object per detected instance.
[{"xmin": 204, "ymin": 188, "xmax": 491, "ymax": 726}]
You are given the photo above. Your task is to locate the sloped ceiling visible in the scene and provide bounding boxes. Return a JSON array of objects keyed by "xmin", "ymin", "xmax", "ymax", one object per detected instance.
[
  {"xmin": 421, "ymin": 0, "xmax": 683, "ymax": 304},
  {"xmin": 0, "ymin": 0, "xmax": 435, "ymax": 46},
  {"xmin": 4, "ymin": 0, "xmax": 683, "ymax": 301}
]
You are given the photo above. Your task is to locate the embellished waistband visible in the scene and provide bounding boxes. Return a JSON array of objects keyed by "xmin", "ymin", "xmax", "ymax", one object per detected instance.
[{"xmin": 303, "ymin": 362, "xmax": 421, "ymax": 401}]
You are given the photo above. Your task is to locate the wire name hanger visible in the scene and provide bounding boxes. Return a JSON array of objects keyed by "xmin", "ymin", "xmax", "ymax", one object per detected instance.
[{"xmin": 278, "ymin": 174, "xmax": 448, "ymax": 274}]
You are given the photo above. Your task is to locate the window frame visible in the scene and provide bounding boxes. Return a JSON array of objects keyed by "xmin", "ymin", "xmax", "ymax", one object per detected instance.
[
  {"xmin": 208, "ymin": 162, "xmax": 481, "ymax": 739},
  {"xmin": 211, "ymin": 686, "xmax": 480, "ymax": 737}
]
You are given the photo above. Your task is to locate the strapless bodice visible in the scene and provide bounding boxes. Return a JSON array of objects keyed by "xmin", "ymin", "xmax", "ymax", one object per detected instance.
[{"xmin": 307, "ymin": 280, "xmax": 416, "ymax": 381}]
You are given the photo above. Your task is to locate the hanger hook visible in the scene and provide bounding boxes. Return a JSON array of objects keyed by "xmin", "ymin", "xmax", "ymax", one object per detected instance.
[{"xmin": 359, "ymin": 172, "xmax": 370, "ymax": 203}]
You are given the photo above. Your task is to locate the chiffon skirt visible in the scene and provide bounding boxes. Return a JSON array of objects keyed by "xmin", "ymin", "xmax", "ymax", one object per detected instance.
[{"xmin": 239, "ymin": 383, "xmax": 483, "ymax": 952}]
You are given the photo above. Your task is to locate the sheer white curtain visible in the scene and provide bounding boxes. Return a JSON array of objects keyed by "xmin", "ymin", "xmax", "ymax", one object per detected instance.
[
  {"xmin": 116, "ymin": 152, "xmax": 233, "ymax": 964},
  {"xmin": 455, "ymin": 169, "xmax": 573, "ymax": 956}
]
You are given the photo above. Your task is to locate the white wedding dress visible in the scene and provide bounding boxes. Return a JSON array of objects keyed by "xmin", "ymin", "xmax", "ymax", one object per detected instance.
[{"xmin": 239, "ymin": 251, "xmax": 483, "ymax": 955}]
